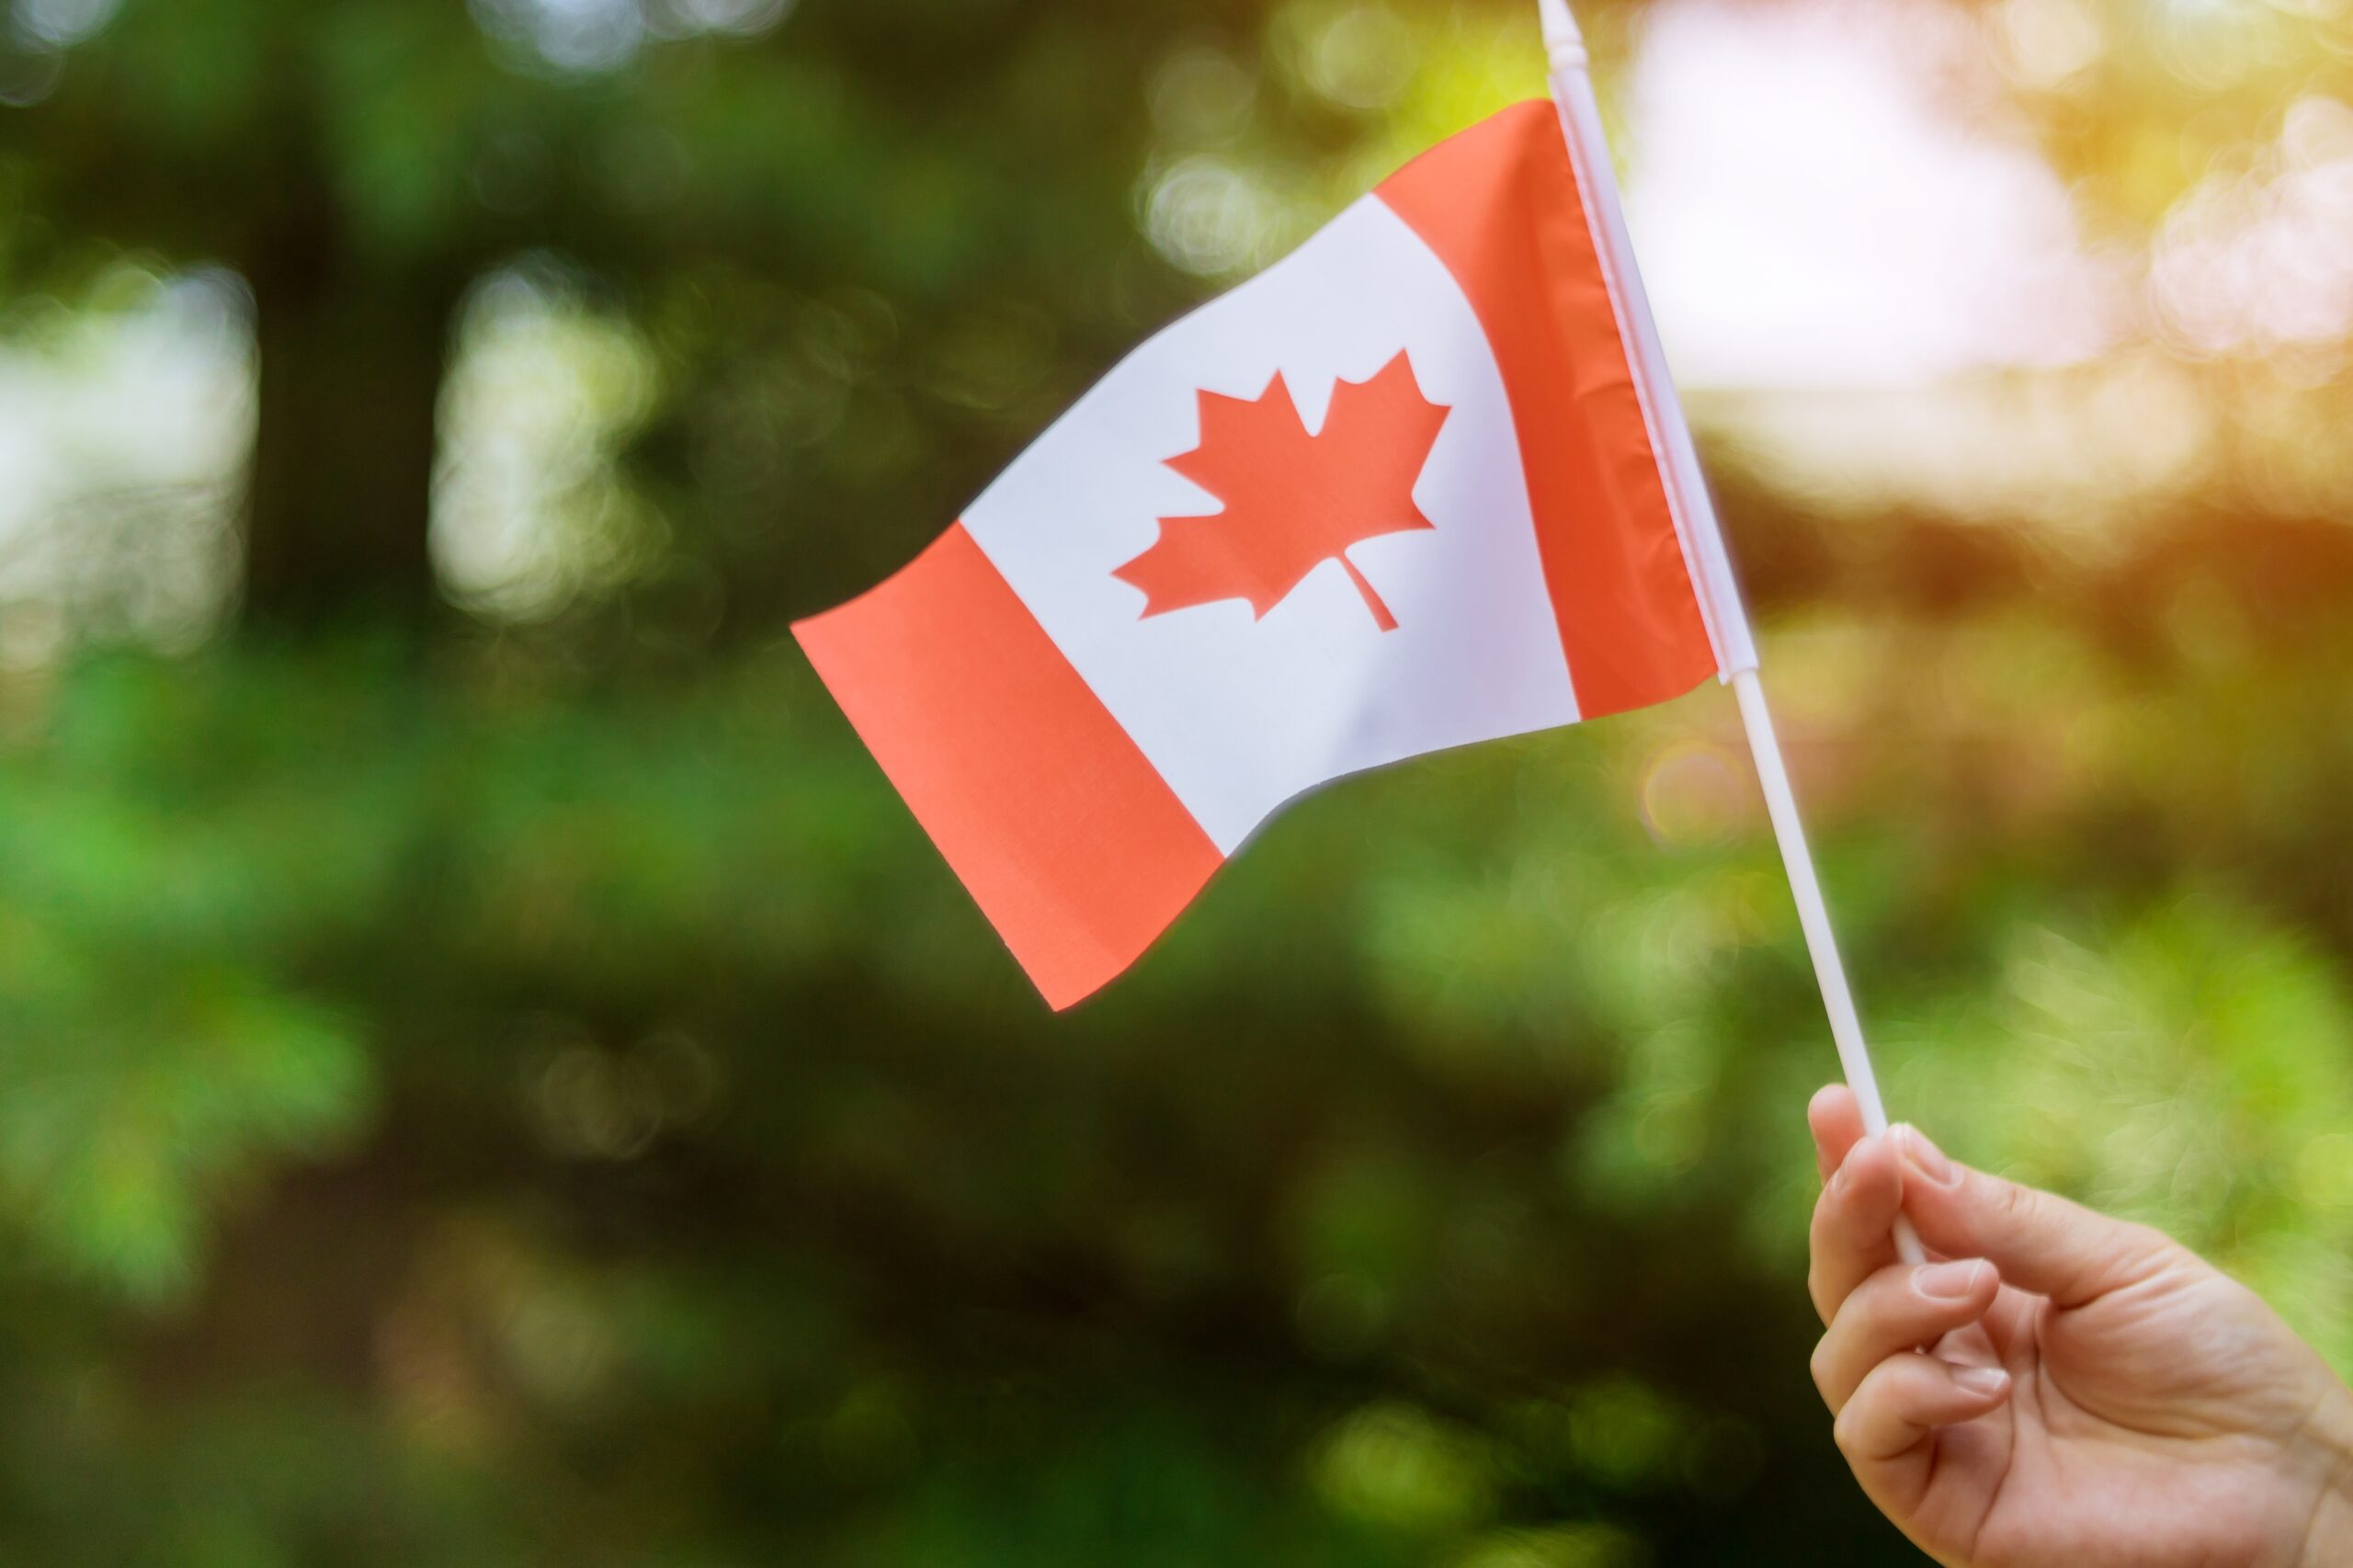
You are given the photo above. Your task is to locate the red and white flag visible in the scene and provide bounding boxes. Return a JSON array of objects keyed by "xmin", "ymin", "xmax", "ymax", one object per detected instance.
[{"xmin": 796, "ymin": 99, "xmax": 1750, "ymax": 1008}]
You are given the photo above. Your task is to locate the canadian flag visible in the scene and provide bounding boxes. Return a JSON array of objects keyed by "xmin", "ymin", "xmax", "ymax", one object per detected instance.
[{"xmin": 797, "ymin": 100, "xmax": 1744, "ymax": 1008}]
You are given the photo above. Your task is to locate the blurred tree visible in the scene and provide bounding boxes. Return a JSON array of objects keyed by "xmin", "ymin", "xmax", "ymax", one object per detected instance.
[
  {"xmin": 8, "ymin": 0, "xmax": 2348, "ymax": 630},
  {"xmin": 0, "ymin": 0, "xmax": 1287, "ymax": 627}
]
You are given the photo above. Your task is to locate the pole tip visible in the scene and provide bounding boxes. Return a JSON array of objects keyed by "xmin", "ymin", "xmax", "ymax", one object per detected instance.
[{"xmin": 1539, "ymin": 0, "xmax": 1589, "ymax": 72}]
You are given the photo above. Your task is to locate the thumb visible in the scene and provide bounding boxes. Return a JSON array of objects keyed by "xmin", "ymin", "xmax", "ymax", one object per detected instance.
[{"xmin": 1891, "ymin": 1125, "xmax": 2177, "ymax": 1308}]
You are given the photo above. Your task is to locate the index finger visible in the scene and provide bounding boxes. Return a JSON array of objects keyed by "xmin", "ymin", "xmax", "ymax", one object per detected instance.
[
  {"xmin": 1808, "ymin": 1131, "xmax": 1905, "ymax": 1324},
  {"xmin": 1809, "ymin": 1084, "xmax": 1868, "ymax": 1184}
]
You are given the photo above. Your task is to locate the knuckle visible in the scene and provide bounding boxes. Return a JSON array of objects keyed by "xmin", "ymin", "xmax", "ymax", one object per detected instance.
[
  {"xmin": 1809, "ymin": 1336, "xmax": 1837, "ymax": 1403},
  {"xmin": 2104, "ymin": 1221, "xmax": 2186, "ymax": 1289},
  {"xmin": 1831, "ymin": 1402, "xmax": 1864, "ymax": 1460},
  {"xmin": 1806, "ymin": 1263, "xmax": 1837, "ymax": 1323},
  {"xmin": 1981, "ymin": 1172, "xmax": 2036, "ymax": 1233}
]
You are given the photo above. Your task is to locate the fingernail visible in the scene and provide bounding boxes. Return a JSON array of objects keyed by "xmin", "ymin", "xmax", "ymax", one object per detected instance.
[
  {"xmin": 1895, "ymin": 1125, "xmax": 1957, "ymax": 1187},
  {"xmin": 1915, "ymin": 1260, "xmax": 1985, "ymax": 1301},
  {"xmin": 1952, "ymin": 1366, "xmax": 2009, "ymax": 1399}
]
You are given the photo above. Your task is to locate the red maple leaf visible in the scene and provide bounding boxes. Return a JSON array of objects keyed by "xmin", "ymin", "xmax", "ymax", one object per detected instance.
[{"xmin": 1113, "ymin": 351, "xmax": 1449, "ymax": 632}]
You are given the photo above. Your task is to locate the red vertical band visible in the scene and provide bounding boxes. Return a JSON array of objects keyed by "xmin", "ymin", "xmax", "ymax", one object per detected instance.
[
  {"xmin": 793, "ymin": 526, "xmax": 1223, "ymax": 1010},
  {"xmin": 1377, "ymin": 101, "xmax": 1716, "ymax": 719}
]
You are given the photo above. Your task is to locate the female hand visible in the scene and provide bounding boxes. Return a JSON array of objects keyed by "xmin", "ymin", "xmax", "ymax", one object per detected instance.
[{"xmin": 1808, "ymin": 1084, "xmax": 2353, "ymax": 1566}]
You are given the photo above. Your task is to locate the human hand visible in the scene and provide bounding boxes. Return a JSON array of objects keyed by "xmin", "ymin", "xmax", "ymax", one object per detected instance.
[{"xmin": 1808, "ymin": 1084, "xmax": 2353, "ymax": 1567}]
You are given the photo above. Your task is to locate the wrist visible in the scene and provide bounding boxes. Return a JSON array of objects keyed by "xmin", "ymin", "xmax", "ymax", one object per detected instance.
[{"xmin": 2296, "ymin": 1382, "xmax": 2353, "ymax": 1568}]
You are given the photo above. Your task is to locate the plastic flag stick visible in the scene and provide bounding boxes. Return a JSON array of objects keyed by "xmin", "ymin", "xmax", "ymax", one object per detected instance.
[{"xmin": 1539, "ymin": 0, "xmax": 1926, "ymax": 1264}]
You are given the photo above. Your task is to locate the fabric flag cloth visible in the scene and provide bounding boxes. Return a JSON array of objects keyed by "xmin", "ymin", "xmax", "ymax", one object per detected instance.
[{"xmin": 796, "ymin": 100, "xmax": 1733, "ymax": 1009}]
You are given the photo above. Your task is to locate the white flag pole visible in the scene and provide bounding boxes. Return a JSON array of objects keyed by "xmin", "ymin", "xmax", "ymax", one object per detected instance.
[{"xmin": 1538, "ymin": 0, "xmax": 1924, "ymax": 1263}]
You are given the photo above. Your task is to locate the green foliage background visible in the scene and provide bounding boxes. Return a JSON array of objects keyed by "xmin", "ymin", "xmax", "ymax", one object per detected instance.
[{"xmin": 4, "ymin": 0, "xmax": 2352, "ymax": 1562}]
